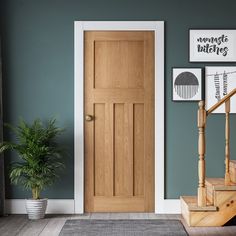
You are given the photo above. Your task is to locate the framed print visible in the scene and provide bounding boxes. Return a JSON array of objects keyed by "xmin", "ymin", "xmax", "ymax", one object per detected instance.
[
  {"xmin": 189, "ymin": 29, "xmax": 236, "ymax": 62},
  {"xmin": 205, "ymin": 66, "xmax": 236, "ymax": 113},
  {"xmin": 172, "ymin": 68, "xmax": 202, "ymax": 101}
]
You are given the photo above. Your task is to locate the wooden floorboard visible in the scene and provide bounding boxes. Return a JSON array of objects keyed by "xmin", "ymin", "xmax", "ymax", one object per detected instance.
[
  {"xmin": 0, "ymin": 215, "xmax": 28, "ymax": 236},
  {"xmin": 18, "ymin": 217, "xmax": 49, "ymax": 236},
  {"xmin": 39, "ymin": 215, "xmax": 67, "ymax": 236},
  {"xmin": 0, "ymin": 214, "xmax": 236, "ymax": 235}
]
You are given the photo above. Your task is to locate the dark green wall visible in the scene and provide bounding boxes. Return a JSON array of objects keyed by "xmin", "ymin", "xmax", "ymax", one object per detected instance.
[{"xmin": 1, "ymin": 0, "xmax": 236, "ymax": 199}]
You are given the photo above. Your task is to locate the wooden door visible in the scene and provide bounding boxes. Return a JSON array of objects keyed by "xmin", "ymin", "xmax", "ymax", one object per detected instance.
[{"xmin": 84, "ymin": 31, "xmax": 154, "ymax": 212}]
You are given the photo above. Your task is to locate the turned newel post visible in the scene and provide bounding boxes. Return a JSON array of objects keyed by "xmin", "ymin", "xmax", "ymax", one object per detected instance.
[
  {"xmin": 197, "ymin": 101, "xmax": 207, "ymax": 207},
  {"xmin": 225, "ymin": 99, "xmax": 231, "ymax": 185}
]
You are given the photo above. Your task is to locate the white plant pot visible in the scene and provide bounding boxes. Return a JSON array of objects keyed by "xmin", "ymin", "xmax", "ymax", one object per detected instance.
[{"xmin": 25, "ymin": 198, "xmax": 47, "ymax": 220}]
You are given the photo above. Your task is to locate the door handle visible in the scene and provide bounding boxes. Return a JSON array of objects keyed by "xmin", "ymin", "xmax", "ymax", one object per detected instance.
[{"xmin": 85, "ymin": 115, "xmax": 93, "ymax": 121}]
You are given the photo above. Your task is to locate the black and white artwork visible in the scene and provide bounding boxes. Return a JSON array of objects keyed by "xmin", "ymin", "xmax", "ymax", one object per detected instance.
[
  {"xmin": 172, "ymin": 68, "xmax": 202, "ymax": 101},
  {"xmin": 189, "ymin": 29, "xmax": 236, "ymax": 62},
  {"xmin": 205, "ymin": 66, "xmax": 236, "ymax": 113}
]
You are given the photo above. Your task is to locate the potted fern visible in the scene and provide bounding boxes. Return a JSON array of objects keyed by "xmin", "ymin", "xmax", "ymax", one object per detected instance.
[{"xmin": 0, "ymin": 118, "xmax": 65, "ymax": 220}]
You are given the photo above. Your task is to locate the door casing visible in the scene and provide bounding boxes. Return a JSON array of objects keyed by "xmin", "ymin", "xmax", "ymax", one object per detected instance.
[{"xmin": 74, "ymin": 21, "xmax": 166, "ymax": 214}]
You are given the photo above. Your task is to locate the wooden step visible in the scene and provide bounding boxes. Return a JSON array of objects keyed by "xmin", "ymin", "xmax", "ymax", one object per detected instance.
[
  {"xmin": 181, "ymin": 191, "xmax": 236, "ymax": 226},
  {"xmin": 180, "ymin": 196, "xmax": 217, "ymax": 212},
  {"xmin": 206, "ymin": 177, "xmax": 236, "ymax": 190},
  {"xmin": 206, "ymin": 178, "xmax": 236, "ymax": 205},
  {"xmin": 181, "ymin": 196, "xmax": 217, "ymax": 226},
  {"xmin": 230, "ymin": 160, "xmax": 236, "ymax": 183}
]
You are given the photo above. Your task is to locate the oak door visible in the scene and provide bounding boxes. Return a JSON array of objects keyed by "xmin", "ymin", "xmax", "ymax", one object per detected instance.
[{"xmin": 84, "ymin": 31, "xmax": 154, "ymax": 212}]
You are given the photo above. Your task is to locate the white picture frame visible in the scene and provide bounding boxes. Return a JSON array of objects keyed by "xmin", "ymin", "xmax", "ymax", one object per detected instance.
[
  {"xmin": 205, "ymin": 66, "xmax": 236, "ymax": 113},
  {"xmin": 172, "ymin": 68, "xmax": 202, "ymax": 101},
  {"xmin": 189, "ymin": 29, "xmax": 236, "ymax": 62}
]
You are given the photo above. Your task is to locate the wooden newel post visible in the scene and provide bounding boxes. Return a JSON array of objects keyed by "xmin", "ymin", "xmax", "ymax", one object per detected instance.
[
  {"xmin": 225, "ymin": 99, "xmax": 231, "ymax": 185},
  {"xmin": 197, "ymin": 101, "xmax": 207, "ymax": 207}
]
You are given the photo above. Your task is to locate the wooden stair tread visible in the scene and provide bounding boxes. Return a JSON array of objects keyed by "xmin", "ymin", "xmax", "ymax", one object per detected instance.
[
  {"xmin": 180, "ymin": 196, "xmax": 217, "ymax": 212},
  {"xmin": 206, "ymin": 178, "xmax": 236, "ymax": 190}
]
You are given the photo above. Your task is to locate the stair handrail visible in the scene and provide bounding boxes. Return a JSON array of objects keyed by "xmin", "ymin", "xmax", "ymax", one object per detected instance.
[
  {"xmin": 207, "ymin": 88, "xmax": 236, "ymax": 115},
  {"xmin": 197, "ymin": 88, "xmax": 236, "ymax": 207}
]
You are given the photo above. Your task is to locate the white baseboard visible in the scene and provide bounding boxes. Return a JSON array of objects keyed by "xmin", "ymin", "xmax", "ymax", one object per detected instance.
[
  {"xmin": 5, "ymin": 199, "xmax": 180, "ymax": 214},
  {"xmin": 5, "ymin": 199, "xmax": 75, "ymax": 214}
]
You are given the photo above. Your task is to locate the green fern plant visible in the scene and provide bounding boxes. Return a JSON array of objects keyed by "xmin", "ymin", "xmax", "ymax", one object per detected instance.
[{"xmin": 0, "ymin": 118, "xmax": 65, "ymax": 200}]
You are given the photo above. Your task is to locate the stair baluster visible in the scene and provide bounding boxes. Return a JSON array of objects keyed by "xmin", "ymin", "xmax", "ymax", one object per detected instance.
[
  {"xmin": 225, "ymin": 99, "xmax": 231, "ymax": 185},
  {"xmin": 197, "ymin": 101, "xmax": 207, "ymax": 207}
]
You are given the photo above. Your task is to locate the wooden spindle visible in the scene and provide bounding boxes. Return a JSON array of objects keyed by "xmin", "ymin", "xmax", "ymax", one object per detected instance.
[
  {"xmin": 197, "ymin": 101, "xmax": 207, "ymax": 207},
  {"xmin": 225, "ymin": 99, "xmax": 231, "ymax": 185}
]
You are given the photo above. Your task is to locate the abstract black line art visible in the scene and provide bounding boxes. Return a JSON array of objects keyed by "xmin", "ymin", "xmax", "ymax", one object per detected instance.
[
  {"xmin": 174, "ymin": 72, "xmax": 199, "ymax": 99},
  {"xmin": 213, "ymin": 71, "xmax": 229, "ymax": 102},
  {"xmin": 214, "ymin": 72, "xmax": 221, "ymax": 102},
  {"xmin": 223, "ymin": 71, "xmax": 228, "ymax": 96},
  {"xmin": 206, "ymin": 67, "xmax": 236, "ymax": 113}
]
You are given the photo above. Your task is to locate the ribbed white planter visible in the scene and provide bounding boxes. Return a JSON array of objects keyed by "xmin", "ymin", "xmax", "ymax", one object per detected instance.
[{"xmin": 25, "ymin": 199, "xmax": 47, "ymax": 220}]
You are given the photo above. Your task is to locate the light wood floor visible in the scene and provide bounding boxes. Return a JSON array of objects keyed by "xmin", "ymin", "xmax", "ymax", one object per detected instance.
[{"xmin": 0, "ymin": 213, "xmax": 236, "ymax": 235}]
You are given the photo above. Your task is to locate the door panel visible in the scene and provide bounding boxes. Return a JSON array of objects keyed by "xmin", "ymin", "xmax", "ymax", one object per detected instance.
[
  {"xmin": 94, "ymin": 41, "xmax": 144, "ymax": 88},
  {"xmin": 94, "ymin": 103, "xmax": 105, "ymax": 196},
  {"xmin": 134, "ymin": 103, "xmax": 144, "ymax": 196},
  {"xmin": 84, "ymin": 31, "xmax": 154, "ymax": 212}
]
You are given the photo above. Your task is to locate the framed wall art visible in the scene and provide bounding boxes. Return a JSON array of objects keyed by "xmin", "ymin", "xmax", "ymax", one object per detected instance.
[
  {"xmin": 172, "ymin": 68, "xmax": 202, "ymax": 101},
  {"xmin": 189, "ymin": 29, "xmax": 236, "ymax": 62},
  {"xmin": 205, "ymin": 66, "xmax": 236, "ymax": 113}
]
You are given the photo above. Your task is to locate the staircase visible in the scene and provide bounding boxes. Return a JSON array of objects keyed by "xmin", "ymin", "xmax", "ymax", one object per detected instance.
[{"xmin": 181, "ymin": 88, "xmax": 236, "ymax": 227}]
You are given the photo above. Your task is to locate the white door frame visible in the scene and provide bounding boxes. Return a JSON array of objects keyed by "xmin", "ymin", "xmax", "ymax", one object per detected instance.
[{"xmin": 74, "ymin": 21, "xmax": 180, "ymax": 214}]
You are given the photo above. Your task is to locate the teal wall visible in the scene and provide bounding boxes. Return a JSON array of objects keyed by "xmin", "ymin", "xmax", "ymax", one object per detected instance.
[{"xmin": 1, "ymin": 0, "xmax": 236, "ymax": 199}]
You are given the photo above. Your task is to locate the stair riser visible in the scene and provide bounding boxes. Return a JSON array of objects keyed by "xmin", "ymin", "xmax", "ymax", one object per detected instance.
[
  {"xmin": 206, "ymin": 185, "xmax": 214, "ymax": 205},
  {"xmin": 180, "ymin": 199, "xmax": 191, "ymax": 226},
  {"xmin": 230, "ymin": 164, "xmax": 236, "ymax": 183},
  {"xmin": 215, "ymin": 190, "xmax": 236, "ymax": 209}
]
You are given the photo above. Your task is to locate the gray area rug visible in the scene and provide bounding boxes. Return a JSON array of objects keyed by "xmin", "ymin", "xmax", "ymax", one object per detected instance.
[{"xmin": 59, "ymin": 219, "xmax": 188, "ymax": 236}]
